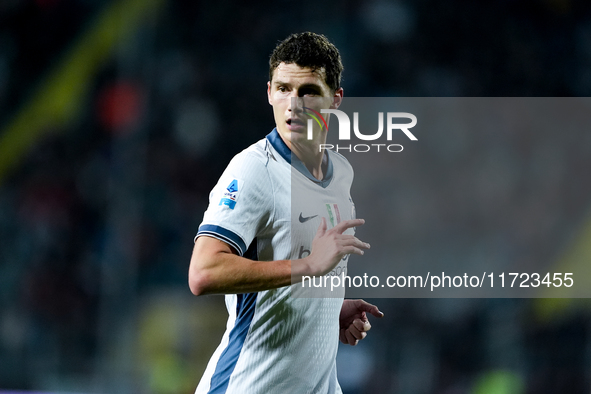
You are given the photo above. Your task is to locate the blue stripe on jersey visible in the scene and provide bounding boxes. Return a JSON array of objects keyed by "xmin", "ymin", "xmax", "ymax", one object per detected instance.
[
  {"xmin": 292, "ymin": 153, "xmax": 334, "ymax": 188},
  {"xmin": 207, "ymin": 292, "xmax": 257, "ymax": 393},
  {"xmin": 266, "ymin": 128, "xmax": 291, "ymax": 164},
  {"xmin": 207, "ymin": 240, "xmax": 258, "ymax": 394},
  {"xmin": 197, "ymin": 224, "xmax": 247, "ymax": 256},
  {"xmin": 266, "ymin": 128, "xmax": 334, "ymax": 188}
]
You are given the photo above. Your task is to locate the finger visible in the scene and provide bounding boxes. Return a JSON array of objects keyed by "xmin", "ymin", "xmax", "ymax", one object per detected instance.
[
  {"xmin": 345, "ymin": 329, "xmax": 358, "ymax": 346},
  {"xmin": 339, "ymin": 236, "xmax": 370, "ymax": 250},
  {"xmin": 348, "ymin": 324, "xmax": 368, "ymax": 341},
  {"xmin": 332, "ymin": 218, "xmax": 365, "ymax": 235},
  {"xmin": 355, "ymin": 299, "xmax": 385, "ymax": 318},
  {"xmin": 342, "ymin": 246, "xmax": 365, "ymax": 256},
  {"xmin": 339, "ymin": 329, "xmax": 348, "ymax": 344},
  {"xmin": 352, "ymin": 318, "xmax": 371, "ymax": 333},
  {"xmin": 314, "ymin": 217, "xmax": 327, "ymax": 239}
]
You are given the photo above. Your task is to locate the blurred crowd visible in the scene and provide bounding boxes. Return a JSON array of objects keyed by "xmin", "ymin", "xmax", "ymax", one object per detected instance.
[{"xmin": 1, "ymin": 0, "xmax": 591, "ymax": 393}]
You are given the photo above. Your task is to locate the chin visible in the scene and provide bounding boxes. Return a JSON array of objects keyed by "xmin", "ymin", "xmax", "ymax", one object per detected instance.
[{"xmin": 289, "ymin": 131, "xmax": 308, "ymax": 144}]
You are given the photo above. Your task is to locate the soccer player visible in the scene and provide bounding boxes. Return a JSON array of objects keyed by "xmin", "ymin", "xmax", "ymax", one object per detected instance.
[{"xmin": 189, "ymin": 32, "xmax": 383, "ymax": 394}]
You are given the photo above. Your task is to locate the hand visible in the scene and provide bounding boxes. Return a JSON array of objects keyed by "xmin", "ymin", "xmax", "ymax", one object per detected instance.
[
  {"xmin": 305, "ymin": 218, "xmax": 369, "ymax": 276},
  {"xmin": 339, "ymin": 299, "xmax": 384, "ymax": 346}
]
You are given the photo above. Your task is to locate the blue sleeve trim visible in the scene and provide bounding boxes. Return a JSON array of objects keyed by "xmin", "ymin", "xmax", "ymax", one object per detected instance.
[{"xmin": 197, "ymin": 224, "xmax": 247, "ymax": 256}]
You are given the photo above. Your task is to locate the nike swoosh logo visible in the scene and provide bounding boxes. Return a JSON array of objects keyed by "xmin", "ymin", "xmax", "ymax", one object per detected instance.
[{"xmin": 299, "ymin": 213, "xmax": 318, "ymax": 223}]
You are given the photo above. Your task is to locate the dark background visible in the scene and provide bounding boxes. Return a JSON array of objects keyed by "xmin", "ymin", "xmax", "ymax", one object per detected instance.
[{"xmin": 1, "ymin": 0, "xmax": 591, "ymax": 393}]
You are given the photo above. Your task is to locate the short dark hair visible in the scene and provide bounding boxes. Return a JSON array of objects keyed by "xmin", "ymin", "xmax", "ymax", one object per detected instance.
[{"xmin": 269, "ymin": 32, "xmax": 343, "ymax": 93}]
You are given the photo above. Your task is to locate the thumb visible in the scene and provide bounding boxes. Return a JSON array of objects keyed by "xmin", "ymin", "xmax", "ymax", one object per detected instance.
[
  {"xmin": 315, "ymin": 217, "xmax": 327, "ymax": 239},
  {"xmin": 357, "ymin": 300, "xmax": 384, "ymax": 318}
]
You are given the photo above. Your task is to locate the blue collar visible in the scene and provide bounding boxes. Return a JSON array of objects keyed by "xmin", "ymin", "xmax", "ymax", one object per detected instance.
[{"xmin": 266, "ymin": 128, "xmax": 334, "ymax": 188}]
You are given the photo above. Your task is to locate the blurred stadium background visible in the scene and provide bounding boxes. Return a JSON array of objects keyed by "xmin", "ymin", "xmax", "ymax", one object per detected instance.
[{"xmin": 1, "ymin": 0, "xmax": 591, "ymax": 393}]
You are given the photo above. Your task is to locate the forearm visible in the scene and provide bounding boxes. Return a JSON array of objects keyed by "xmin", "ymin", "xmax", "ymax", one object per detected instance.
[
  {"xmin": 190, "ymin": 254, "xmax": 290, "ymax": 295},
  {"xmin": 189, "ymin": 237, "xmax": 313, "ymax": 295},
  {"xmin": 189, "ymin": 218, "xmax": 368, "ymax": 296}
]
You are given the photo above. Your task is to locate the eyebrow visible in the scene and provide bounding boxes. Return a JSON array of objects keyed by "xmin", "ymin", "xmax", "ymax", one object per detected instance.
[
  {"xmin": 273, "ymin": 80, "xmax": 324, "ymax": 92},
  {"xmin": 298, "ymin": 83, "xmax": 323, "ymax": 91},
  {"xmin": 272, "ymin": 80, "xmax": 289, "ymax": 86}
]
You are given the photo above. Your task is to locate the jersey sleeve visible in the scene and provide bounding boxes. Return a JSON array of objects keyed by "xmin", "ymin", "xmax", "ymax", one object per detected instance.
[{"xmin": 196, "ymin": 151, "xmax": 272, "ymax": 256}]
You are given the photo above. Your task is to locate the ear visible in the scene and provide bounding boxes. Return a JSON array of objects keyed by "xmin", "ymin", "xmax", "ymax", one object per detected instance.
[
  {"xmin": 331, "ymin": 87, "xmax": 344, "ymax": 109},
  {"xmin": 267, "ymin": 81, "xmax": 272, "ymax": 105}
]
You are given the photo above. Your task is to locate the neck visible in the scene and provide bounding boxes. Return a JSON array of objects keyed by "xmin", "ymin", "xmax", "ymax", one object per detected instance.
[
  {"xmin": 291, "ymin": 141, "xmax": 325, "ymax": 180},
  {"xmin": 280, "ymin": 131, "xmax": 326, "ymax": 180}
]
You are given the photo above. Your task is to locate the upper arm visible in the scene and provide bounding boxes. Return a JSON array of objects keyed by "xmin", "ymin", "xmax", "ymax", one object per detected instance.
[
  {"xmin": 188, "ymin": 236, "xmax": 239, "ymax": 295},
  {"xmin": 193, "ymin": 235, "xmax": 239, "ymax": 262},
  {"xmin": 197, "ymin": 152, "xmax": 271, "ymax": 256},
  {"xmin": 189, "ymin": 150, "xmax": 275, "ymax": 295}
]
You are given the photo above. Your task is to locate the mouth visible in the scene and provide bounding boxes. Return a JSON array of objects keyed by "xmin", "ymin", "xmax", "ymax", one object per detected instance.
[{"xmin": 287, "ymin": 117, "xmax": 306, "ymax": 131}]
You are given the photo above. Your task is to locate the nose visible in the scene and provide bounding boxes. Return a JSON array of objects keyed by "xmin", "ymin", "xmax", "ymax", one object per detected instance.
[{"xmin": 288, "ymin": 96, "xmax": 304, "ymax": 115}]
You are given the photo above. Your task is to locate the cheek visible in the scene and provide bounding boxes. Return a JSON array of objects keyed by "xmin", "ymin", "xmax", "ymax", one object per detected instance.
[
  {"xmin": 272, "ymin": 99, "xmax": 286, "ymax": 112},
  {"xmin": 272, "ymin": 105, "xmax": 284, "ymax": 120}
]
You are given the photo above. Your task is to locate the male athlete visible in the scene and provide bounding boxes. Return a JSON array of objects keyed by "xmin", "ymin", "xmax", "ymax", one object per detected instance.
[{"xmin": 189, "ymin": 32, "xmax": 383, "ymax": 394}]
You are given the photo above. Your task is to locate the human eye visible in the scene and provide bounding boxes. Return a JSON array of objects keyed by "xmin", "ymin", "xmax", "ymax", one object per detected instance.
[{"xmin": 299, "ymin": 86, "xmax": 321, "ymax": 97}]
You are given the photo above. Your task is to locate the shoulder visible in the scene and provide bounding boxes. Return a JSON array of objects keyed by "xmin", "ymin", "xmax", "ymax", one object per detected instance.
[
  {"xmin": 215, "ymin": 138, "xmax": 277, "ymax": 202},
  {"xmin": 228, "ymin": 138, "xmax": 269, "ymax": 168},
  {"xmin": 224, "ymin": 138, "xmax": 271, "ymax": 179}
]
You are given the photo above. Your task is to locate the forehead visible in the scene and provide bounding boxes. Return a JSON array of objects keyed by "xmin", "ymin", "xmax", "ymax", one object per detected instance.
[{"xmin": 271, "ymin": 63, "xmax": 328, "ymax": 87}]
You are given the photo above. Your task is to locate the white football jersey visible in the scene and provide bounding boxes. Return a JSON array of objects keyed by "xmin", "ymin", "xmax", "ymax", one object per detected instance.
[{"xmin": 195, "ymin": 129, "xmax": 356, "ymax": 394}]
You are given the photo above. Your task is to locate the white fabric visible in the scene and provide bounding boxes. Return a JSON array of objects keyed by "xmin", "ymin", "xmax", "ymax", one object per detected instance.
[{"xmin": 195, "ymin": 130, "xmax": 355, "ymax": 394}]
